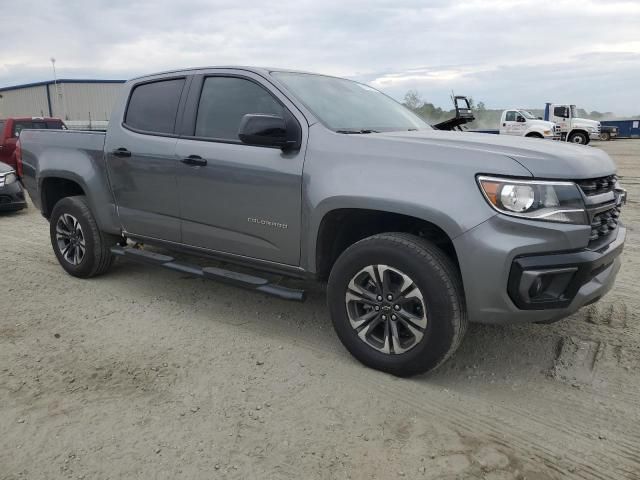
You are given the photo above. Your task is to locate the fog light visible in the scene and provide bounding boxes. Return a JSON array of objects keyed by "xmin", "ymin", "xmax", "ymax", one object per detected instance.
[
  {"xmin": 529, "ymin": 276, "xmax": 544, "ymax": 298},
  {"xmin": 518, "ymin": 267, "xmax": 578, "ymax": 304}
]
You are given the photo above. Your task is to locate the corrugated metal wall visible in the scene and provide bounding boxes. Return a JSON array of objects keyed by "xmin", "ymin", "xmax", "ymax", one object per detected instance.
[
  {"xmin": 49, "ymin": 83, "xmax": 124, "ymax": 121},
  {"xmin": 0, "ymin": 82, "xmax": 124, "ymax": 121},
  {"xmin": 0, "ymin": 85, "xmax": 50, "ymax": 117}
]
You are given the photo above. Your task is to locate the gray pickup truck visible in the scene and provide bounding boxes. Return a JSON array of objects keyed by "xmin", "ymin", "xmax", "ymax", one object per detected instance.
[{"xmin": 19, "ymin": 67, "xmax": 626, "ymax": 376}]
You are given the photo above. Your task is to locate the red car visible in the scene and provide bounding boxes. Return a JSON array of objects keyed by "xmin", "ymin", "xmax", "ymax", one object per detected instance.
[{"xmin": 0, "ymin": 117, "xmax": 66, "ymax": 171}]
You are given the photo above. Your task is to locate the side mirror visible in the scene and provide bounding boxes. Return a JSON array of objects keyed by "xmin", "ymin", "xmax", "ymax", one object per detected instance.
[
  {"xmin": 517, "ymin": 116, "xmax": 525, "ymax": 123},
  {"xmin": 238, "ymin": 114, "xmax": 288, "ymax": 149}
]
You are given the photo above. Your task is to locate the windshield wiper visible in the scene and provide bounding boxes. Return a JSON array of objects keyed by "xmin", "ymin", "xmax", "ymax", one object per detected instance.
[{"xmin": 335, "ymin": 129, "xmax": 380, "ymax": 134}]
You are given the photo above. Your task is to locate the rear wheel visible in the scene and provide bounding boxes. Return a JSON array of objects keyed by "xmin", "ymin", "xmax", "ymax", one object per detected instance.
[
  {"xmin": 600, "ymin": 132, "xmax": 611, "ymax": 141},
  {"xmin": 49, "ymin": 196, "xmax": 119, "ymax": 278},
  {"xmin": 327, "ymin": 233, "xmax": 467, "ymax": 377},
  {"xmin": 568, "ymin": 131, "xmax": 588, "ymax": 144}
]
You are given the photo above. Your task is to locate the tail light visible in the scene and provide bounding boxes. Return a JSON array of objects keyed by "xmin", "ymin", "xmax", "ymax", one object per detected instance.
[{"xmin": 15, "ymin": 139, "xmax": 23, "ymax": 178}]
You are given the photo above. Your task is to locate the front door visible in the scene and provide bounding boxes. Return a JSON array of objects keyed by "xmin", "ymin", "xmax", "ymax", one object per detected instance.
[
  {"xmin": 503, "ymin": 111, "xmax": 518, "ymax": 135},
  {"xmin": 174, "ymin": 73, "xmax": 306, "ymax": 266},
  {"xmin": 104, "ymin": 77, "xmax": 188, "ymax": 242}
]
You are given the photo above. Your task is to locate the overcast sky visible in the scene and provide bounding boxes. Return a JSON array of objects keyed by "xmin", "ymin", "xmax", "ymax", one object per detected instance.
[{"xmin": 2, "ymin": 0, "xmax": 639, "ymax": 114}]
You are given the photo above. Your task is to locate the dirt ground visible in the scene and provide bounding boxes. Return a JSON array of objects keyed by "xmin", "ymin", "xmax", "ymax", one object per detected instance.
[{"xmin": 1, "ymin": 140, "xmax": 639, "ymax": 480}]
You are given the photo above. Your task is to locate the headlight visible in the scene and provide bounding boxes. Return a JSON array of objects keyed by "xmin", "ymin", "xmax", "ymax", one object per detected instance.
[
  {"xmin": 477, "ymin": 176, "xmax": 587, "ymax": 224},
  {"xmin": 0, "ymin": 172, "xmax": 17, "ymax": 187},
  {"xmin": 0, "ymin": 172, "xmax": 18, "ymax": 187}
]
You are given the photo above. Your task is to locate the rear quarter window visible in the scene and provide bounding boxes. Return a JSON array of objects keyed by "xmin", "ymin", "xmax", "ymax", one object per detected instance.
[
  {"xmin": 124, "ymin": 78, "xmax": 185, "ymax": 134},
  {"xmin": 46, "ymin": 121, "xmax": 66, "ymax": 130},
  {"xmin": 12, "ymin": 121, "xmax": 33, "ymax": 137}
]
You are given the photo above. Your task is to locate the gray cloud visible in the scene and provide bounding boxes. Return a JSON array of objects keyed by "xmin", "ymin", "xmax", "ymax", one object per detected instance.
[{"xmin": 1, "ymin": 0, "xmax": 639, "ymax": 114}]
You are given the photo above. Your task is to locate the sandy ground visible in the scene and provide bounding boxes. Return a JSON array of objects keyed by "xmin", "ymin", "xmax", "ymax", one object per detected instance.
[{"xmin": 1, "ymin": 140, "xmax": 639, "ymax": 480}]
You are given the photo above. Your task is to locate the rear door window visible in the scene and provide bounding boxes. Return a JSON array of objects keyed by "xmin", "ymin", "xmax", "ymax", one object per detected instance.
[{"xmin": 124, "ymin": 78, "xmax": 186, "ymax": 134}]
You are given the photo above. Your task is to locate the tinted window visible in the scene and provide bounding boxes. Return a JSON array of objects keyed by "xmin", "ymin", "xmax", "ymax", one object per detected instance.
[
  {"xmin": 125, "ymin": 78, "xmax": 185, "ymax": 134},
  {"xmin": 505, "ymin": 111, "xmax": 516, "ymax": 122},
  {"xmin": 0, "ymin": 121, "xmax": 5, "ymax": 134},
  {"xmin": 195, "ymin": 77, "xmax": 283, "ymax": 141},
  {"xmin": 46, "ymin": 121, "xmax": 66, "ymax": 130}
]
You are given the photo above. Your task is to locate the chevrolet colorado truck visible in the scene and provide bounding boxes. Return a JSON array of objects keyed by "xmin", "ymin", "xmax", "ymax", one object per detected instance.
[{"xmin": 19, "ymin": 67, "xmax": 627, "ymax": 376}]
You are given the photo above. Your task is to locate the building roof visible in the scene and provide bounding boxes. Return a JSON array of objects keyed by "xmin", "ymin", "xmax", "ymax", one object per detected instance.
[{"xmin": 0, "ymin": 79, "xmax": 125, "ymax": 93}]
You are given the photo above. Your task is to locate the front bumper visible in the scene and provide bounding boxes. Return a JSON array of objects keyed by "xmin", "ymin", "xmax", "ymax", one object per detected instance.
[
  {"xmin": 589, "ymin": 131, "xmax": 601, "ymax": 141},
  {"xmin": 0, "ymin": 181, "xmax": 28, "ymax": 212},
  {"xmin": 454, "ymin": 215, "xmax": 625, "ymax": 324}
]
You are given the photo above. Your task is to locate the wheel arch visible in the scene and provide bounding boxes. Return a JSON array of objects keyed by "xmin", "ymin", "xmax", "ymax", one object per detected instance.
[
  {"xmin": 40, "ymin": 174, "xmax": 88, "ymax": 219},
  {"xmin": 312, "ymin": 206, "xmax": 460, "ymax": 281}
]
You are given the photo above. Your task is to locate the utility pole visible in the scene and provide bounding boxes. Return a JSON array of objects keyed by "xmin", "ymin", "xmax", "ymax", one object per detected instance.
[{"xmin": 50, "ymin": 57, "xmax": 66, "ymax": 119}]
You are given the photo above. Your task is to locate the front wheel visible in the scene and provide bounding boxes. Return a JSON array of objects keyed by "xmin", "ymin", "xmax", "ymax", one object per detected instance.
[
  {"xmin": 600, "ymin": 132, "xmax": 611, "ymax": 141},
  {"xmin": 568, "ymin": 131, "xmax": 588, "ymax": 144},
  {"xmin": 327, "ymin": 233, "xmax": 467, "ymax": 377},
  {"xmin": 49, "ymin": 196, "xmax": 119, "ymax": 278}
]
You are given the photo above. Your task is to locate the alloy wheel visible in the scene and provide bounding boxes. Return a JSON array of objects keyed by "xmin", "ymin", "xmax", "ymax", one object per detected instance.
[
  {"xmin": 55, "ymin": 213, "xmax": 86, "ymax": 266},
  {"xmin": 345, "ymin": 264, "xmax": 427, "ymax": 354}
]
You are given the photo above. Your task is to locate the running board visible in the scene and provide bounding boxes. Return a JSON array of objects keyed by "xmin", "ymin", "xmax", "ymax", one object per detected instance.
[{"xmin": 110, "ymin": 246, "xmax": 305, "ymax": 301}]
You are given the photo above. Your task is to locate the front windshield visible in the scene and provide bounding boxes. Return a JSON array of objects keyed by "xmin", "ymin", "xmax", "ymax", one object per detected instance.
[
  {"xmin": 520, "ymin": 110, "xmax": 537, "ymax": 119},
  {"xmin": 272, "ymin": 72, "xmax": 430, "ymax": 132},
  {"xmin": 570, "ymin": 105, "xmax": 578, "ymax": 118}
]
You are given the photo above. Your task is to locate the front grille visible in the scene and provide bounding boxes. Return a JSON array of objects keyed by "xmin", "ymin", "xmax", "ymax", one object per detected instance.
[
  {"xmin": 0, "ymin": 195, "xmax": 12, "ymax": 204},
  {"xmin": 589, "ymin": 206, "xmax": 620, "ymax": 241},
  {"xmin": 577, "ymin": 175, "xmax": 617, "ymax": 196}
]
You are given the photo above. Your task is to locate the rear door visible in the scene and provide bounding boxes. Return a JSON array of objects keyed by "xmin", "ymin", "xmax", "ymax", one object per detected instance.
[
  {"xmin": 104, "ymin": 77, "xmax": 189, "ymax": 242},
  {"xmin": 174, "ymin": 71, "xmax": 307, "ymax": 265}
]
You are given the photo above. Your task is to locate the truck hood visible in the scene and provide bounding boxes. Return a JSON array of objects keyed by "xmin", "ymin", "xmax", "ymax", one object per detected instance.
[
  {"xmin": 528, "ymin": 119, "xmax": 556, "ymax": 130},
  {"xmin": 573, "ymin": 118, "xmax": 600, "ymax": 129},
  {"xmin": 375, "ymin": 130, "xmax": 615, "ymax": 179}
]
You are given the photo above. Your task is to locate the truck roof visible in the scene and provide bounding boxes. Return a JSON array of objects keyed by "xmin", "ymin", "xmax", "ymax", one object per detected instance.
[{"xmin": 128, "ymin": 66, "xmax": 332, "ymax": 82}]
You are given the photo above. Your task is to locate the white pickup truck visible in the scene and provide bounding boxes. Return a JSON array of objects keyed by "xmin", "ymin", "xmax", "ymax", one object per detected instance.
[{"xmin": 499, "ymin": 109, "xmax": 559, "ymax": 139}]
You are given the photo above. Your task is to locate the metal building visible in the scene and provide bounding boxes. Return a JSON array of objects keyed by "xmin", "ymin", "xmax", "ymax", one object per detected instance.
[{"xmin": 0, "ymin": 79, "xmax": 125, "ymax": 125}]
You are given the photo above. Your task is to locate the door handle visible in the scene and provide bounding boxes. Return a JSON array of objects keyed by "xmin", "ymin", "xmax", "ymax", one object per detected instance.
[
  {"xmin": 112, "ymin": 148, "xmax": 131, "ymax": 158},
  {"xmin": 181, "ymin": 155, "xmax": 207, "ymax": 167}
]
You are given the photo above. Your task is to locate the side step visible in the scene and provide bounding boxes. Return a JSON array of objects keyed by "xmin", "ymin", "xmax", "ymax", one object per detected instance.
[{"xmin": 110, "ymin": 246, "xmax": 305, "ymax": 302}]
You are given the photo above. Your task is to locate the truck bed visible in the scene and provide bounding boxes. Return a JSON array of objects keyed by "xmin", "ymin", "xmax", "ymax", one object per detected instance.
[{"xmin": 19, "ymin": 129, "xmax": 109, "ymax": 214}]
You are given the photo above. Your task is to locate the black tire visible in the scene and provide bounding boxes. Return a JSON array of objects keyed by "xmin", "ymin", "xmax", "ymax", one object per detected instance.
[
  {"xmin": 327, "ymin": 233, "xmax": 467, "ymax": 377},
  {"xmin": 525, "ymin": 132, "xmax": 544, "ymax": 139},
  {"xmin": 600, "ymin": 132, "xmax": 611, "ymax": 141},
  {"xmin": 49, "ymin": 196, "xmax": 119, "ymax": 278},
  {"xmin": 568, "ymin": 131, "xmax": 588, "ymax": 144}
]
